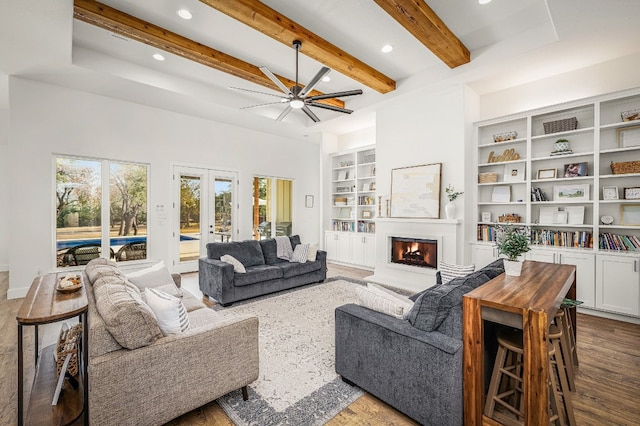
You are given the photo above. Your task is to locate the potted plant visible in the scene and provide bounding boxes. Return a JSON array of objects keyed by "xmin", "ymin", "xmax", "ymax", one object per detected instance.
[
  {"xmin": 444, "ymin": 185, "xmax": 463, "ymax": 219},
  {"xmin": 495, "ymin": 225, "xmax": 531, "ymax": 276}
]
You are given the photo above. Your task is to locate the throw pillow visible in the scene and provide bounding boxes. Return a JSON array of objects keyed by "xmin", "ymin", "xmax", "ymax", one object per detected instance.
[
  {"xmin": 145, "ymin": 288, "xmax": 190, "ymax": 336},
  {"xmin": 366, "ymin": 283, "xmax": 414, "ymax": 319},
  {"xmin": 290, "ymin": 243, "xmax": 310, "ymax": 263},
  {"xmin": 407, "ymin": 281, "xmax": 474, "ymax": 332},
  {"xmin": 307, "ymin": 244, "xmax": 318, "ymax": 261},
  {"xmin": 126, "ymin": 261, "xmax": 182, "ymax": 297},
  {"xmin": 438, "ymin": 261, "xmax": 475, "ymax": 284},
  {"xmin": 220, "ymin": 254, "xmax": 246, "ymax": 273},
  {"xmin": 94, "ymin": 280, "xmax": 163, "ymax": 349},
  {"xmin": 356, "ymin": 284, "xmax": 414, "ymax": 319}
]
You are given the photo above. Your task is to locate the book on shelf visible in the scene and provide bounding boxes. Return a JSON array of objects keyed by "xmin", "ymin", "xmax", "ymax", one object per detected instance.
[
  {"xmin": 531, "ymin": 228, "xmax": 593, "ymax": 248},
  {"xmin": 599, "ymin": 233, "xmax": 640, "ymax": 251},
  {"xmin": 531, "ymin": 187, "xmax": 548, "ymax": 201},
  {"xmin": 477, "ymin": 224, "xmax": 497, "ymax": 242}
]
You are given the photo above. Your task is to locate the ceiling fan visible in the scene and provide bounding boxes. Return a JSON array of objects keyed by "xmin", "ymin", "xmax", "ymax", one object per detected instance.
[{"xmin": 230, "ymin": 40, "xmax": 363, "ymax": 122}]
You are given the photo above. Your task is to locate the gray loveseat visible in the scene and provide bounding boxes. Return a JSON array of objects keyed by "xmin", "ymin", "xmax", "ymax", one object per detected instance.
[
  {"xmin": 199, "ymin": 235, "xmax": 327, "ymax": 306},
  {"xmin": 83, "ymin": 259, "xmax": 259, "ymax": 426},
  {"xmin": 335, "ymin": 259, "xmax": 505, "ymax": 426}
]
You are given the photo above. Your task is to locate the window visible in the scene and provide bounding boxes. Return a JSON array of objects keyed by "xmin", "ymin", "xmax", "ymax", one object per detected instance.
[
  {"xmin": 252, "ymin": 177, "xmax": 293, "ymax": 240},
  {"xmin": 56, "ymin": 156, "xmax": 148, "ymax": 267}
]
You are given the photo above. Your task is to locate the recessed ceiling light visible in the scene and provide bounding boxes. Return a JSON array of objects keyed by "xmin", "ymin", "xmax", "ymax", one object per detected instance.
[
  {"xmin": 177, "ymin": 9, "xmax": 192, "ymax": 20},
  {"xmin": 322, "ymin": 76, "xmax": 331, "ymax": 82},
  {"xmin": 478, "ymin": 0, "xmax": 492, "ymax": 4},
  {"xmin": 381, "ymin": 44, "xmax": 394, "ymax": 53},
  {"xmin": 153, "ymin": 53, "xmax": 165, "ymax": 61}
]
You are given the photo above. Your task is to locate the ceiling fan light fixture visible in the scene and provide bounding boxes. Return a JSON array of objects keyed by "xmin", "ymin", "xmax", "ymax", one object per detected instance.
[
  {"xmin": 322, "ymin": 76, "xmax": 331, "ymax": 82},
  {"xmin": 290, "ymin": 99, "xmax": 305, "ymax": 109},
  {"xmin": 177, "ymin": 9, "xmax": 192, "ymax": 20},
  {"xmin": 478, "ymin": 0, "xmax": 492, "ymax": 4}
]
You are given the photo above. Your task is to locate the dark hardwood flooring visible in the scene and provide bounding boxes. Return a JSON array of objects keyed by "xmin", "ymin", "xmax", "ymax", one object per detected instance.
[{"xmin": 2, "ymin": 263, "xmax": 639, "ymax": 425}]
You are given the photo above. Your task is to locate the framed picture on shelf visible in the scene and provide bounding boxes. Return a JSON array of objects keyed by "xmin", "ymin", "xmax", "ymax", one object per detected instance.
[
  {"xmin": 503, "ymin": 163, "xmax": 525, "ymax": 182},
  {"xmin": 362, "ymin": 211, "xmax": 372, "ymax": 219},
  {"xmin": 537, "ymin": 168, "xmax": 557, "ymax": 180},
  {"xmin": 362, "ymin": 183, "xmax": 370, "ymax": 191},
  {"xmin": 553, "ymin": 184, "xmax": 589, "ymax": 201},
  {"xmin": 621, "ymin": 204, "xmax": 640, "ymax": 225},
  {"xmin": 481, "ymin": 212, "xmax": 492, "ymax": 222},
  {"xmin": 563, "ymin": 162, "xmax": 588, "ymax": 178},
  {"xmin": 565, "ymin": 206, "xmax": 585, "ymax": 225},
  {"xmin": 491, "ymin": 185, "xmax": 511, "ymax": 203},
  {"xmin": 623, "ymin": 187, "xmax": 640, "ymax": 200},
  {"xmin": 602, "ymin": 186, "xmax": 619, "ymax": 200},
  {"xmin": 554, "ymin": 211, "xmax": 568, "ymax": 224},
  {"xmin": 539, "ymin": 206, "xmax": 558, "ymax": 224},
  {"xmin": 339, "ymin": 207, "xmax": 351, "ymax": 219},
  {"xmin": 616, "ymin": 125, "xmax": 640, "ymax": 148}
]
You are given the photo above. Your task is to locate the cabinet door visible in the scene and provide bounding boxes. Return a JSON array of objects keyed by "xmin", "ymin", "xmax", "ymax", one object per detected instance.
[
  {"xmin": 559, "ymin": 252, "xmax": 595, "ymax": 309},
  {"xmin": 596, "ymin": 255, "xmax": 640, "ymax": 316},
  {"xmin": 352, "ymin": 235, "xmax": 375, "ymax": 268},
  {"xmin": 471, "ymin": 244, "xmax": 498, "ymax": 269},
  {"xmin": 324, "ymin": 232, "xmax": 338, "ymax": 262},
  {"xmin": 336, "ymin": 233, "xmax": 352, "ymax": 263},
  {"xmin": 363, "ymin": 235, "xmax": 376, "ymax": 268},
  {"xmin": 526, "ymin": 249, "xmax": 556, "ymax": 264}
]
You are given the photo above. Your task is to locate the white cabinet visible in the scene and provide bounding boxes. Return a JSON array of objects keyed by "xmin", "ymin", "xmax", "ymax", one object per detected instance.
[
  {"xmin": 527, "ymin": 248, "xmax": 595, "ymax": 308},
  {"xmin": 471, "ymin": 244, "xmax": 499, "ymax": 269},
  {"xmin": 324, "ymin": 232, "xmax": 352, "ymax": 263},
  {"xmin": 351, "ymin": 234, "xmax": 375, "ymax": 268},
  {"xmin": 596, "ymin": 254, "xmax": 640, "ymax": 316},
  {"xmin": 324, "ymin": 231, "xmax": 375, "ymax": 269}
]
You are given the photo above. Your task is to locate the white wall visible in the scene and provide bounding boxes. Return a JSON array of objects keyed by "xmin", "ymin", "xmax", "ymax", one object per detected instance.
[
  {"xmin": 7, "ymin": 78, "xmax": 322, "ymax": 298},
  {"xmin": 479, "ymin": 52, "xmax": 640, "ymax": 121},
  {"xmin": 0, "ymin": 107, "xmax": 9, "ymax": 271},
  {"xmin": 376, "ymin": 83, "xmax": 468, "ymax": 268}
]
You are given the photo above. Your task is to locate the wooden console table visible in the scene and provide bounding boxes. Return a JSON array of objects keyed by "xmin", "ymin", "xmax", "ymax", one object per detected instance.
[
  {"xmin": 462, "ymin": 260, "xmax": 576, "ymax": 425},
  {"xmin": 16, "ymin": 273, "xmax": 89, "ymax": 426}
]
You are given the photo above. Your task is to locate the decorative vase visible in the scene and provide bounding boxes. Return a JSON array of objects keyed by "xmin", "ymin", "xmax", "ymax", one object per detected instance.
[
  {"xmin": 554, "ymin": 140, "xmax": 570, "ymax": 152},
  {"xmin": 503, "ymin": 259, "xmax": 523, "ymax": 276},
  {"xmin": 445, "ymin": 201, "xmax": 456, "ymax": 219}
]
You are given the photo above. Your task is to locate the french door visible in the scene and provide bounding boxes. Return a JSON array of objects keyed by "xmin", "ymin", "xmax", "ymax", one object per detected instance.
[{"xmin": 173, "ymin": 166, "xmax": 237, "ymax": 272}]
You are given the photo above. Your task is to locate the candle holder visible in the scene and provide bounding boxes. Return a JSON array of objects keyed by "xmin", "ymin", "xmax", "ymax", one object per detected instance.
[{"xmin": 378, "ymin": 196, "xmax": 382, "ymax": 217}]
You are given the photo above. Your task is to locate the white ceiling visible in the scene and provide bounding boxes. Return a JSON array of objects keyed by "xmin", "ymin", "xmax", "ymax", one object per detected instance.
[{"xmin": 2, "ymin": 0, "xmax": 640, "ymax": 137}]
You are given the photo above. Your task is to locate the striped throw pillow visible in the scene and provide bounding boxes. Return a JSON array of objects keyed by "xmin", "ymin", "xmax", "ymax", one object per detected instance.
[
  {"xmin": 356, "ymin": 284, "xmax": 414, "ymax": 319},
  {"xmin": 145, "ymin": 288, "xmax": 190, "ymax": 335},
  {"xmin": 438, "ymin": 262, "xmax": 475, "ymax": 284}
]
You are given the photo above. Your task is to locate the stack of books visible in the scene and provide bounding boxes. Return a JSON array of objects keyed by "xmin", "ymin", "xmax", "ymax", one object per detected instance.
[{"xmin": 550, "ymin": 150, "xmax": 573, "ymax": 156}]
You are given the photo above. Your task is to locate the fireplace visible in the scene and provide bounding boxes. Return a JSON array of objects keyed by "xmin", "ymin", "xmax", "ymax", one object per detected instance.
[{"xmin": 390, "ymin": 237, "xmax": 438, "ymax": 269}]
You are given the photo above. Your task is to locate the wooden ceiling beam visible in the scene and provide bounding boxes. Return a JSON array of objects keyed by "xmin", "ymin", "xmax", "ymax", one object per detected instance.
[
  {"xmin": 73, "ymin": 0, "xmax": 344, "ymax": 108},
  {"xmin": 199, "ymin": 0, "xmax": 396, "ymax": 94},
  {"xmin": 372, "ymin": 0, "xmax": 470, "ymax": 68}
]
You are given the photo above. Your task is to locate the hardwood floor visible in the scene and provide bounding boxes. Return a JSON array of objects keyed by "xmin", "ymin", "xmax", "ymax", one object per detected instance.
[{"xmin": 2, "ymin": 264, "xmax": 639, "ymax": 425}]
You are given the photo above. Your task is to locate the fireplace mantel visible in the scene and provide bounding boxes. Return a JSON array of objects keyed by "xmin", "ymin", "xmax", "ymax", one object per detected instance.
[{"xmin": 375, "ymin": 218, "xmax": 460, "ymax": 225}]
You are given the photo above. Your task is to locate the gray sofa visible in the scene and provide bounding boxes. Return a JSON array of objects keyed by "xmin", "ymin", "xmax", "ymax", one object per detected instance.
[
  {"xmin": 83, "ymin": 259, "xmax": 259, "ymax": 426},
  {"xmin": 199, "ymin": 235, "xmax": 327, "ymax": 306},
  {"xmin": 335, "ymin": 259, "xmax": 505, "ymax": 426}
]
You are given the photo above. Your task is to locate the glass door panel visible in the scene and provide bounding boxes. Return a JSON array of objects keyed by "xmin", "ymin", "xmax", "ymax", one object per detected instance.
[
  {"xmin": 211, "ymin": 177, "xmax": 234, "ymax": 243},
  {"xmin": 252, "ymin": 177, "xmax": 293, "ymax": 240},
  {"xmin": 179, "ymin": 174, "xmax": 202, "ymax": 262}
]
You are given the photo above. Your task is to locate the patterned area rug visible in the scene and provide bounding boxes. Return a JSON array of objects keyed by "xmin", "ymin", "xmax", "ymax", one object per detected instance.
[{"xmin": 214, "ymin": 278, "xmax": 365, "ymax": 426}]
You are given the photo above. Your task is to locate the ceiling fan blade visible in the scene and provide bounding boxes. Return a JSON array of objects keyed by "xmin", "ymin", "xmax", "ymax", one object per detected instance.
[
  {"xmin": 259, "ymin": 67, "xmax": 291, "ymax": 95},
  {"xmin": 307, "ymin": 89, "xmax": 363, "ymax": 101},
  {"xmin": 276, "ymin": 105, "xmax": 293, "ymax": 122},
  {"xmin": 240, "ymin": 101, "xmax": 288, "ymax": 110},
  {"xmin": 228, "ymin": 86, "xmax": 288, "ymax": 99},
  {"xmin": 302, "ymin": 105, "xmax": 321, "ymax": 123},
  {"xmin": 299, "ymin": 67, "xmax": 330, "ymax": 97},
  {"xmin": 308, "ymin": 102, "xmax": 354, "ymax": 114}
]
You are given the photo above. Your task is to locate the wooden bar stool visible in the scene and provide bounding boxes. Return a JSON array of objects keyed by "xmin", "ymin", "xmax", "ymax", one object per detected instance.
[
  {"xmin": 560, "ymin": 304, "xmax": 579, "ymax": 367},
  {"xmin": 485, "ymin": 328, "xmax": 575, "ymax": 425},
  {"xmin": 554, "ymin": 309, "xmax": 577, "ymax": 391}
]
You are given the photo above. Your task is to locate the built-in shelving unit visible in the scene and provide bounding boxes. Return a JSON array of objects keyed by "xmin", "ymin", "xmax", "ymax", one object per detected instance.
[{"xmin": 473, "ymin": 88, "xmax": 640, "ymax": 321}]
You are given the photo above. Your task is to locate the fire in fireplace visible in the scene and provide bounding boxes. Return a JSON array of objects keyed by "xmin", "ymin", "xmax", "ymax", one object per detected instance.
[{"xmin": 390, "ymin": 237, "xmax": 438, "ymax": 269}]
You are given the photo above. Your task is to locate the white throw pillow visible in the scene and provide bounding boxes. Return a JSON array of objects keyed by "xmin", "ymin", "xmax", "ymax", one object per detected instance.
[
  {"xmin": 126, "ymin": 261, "xmax": 182, "ymax": 297},
  {"xmin": 356, "ymin": 284, "xmax": 414, "ymax": 319},
  {"xmin": 438, "ymin": 261, "xmax": 475, "ymax": 284},
  {"xmin": 220, "ymin": 254, "xmax": 246, "ymax": 273},
  {"xmin": 307, "ymin": 244, "xmax": 318, "ymax": 261},
  {"xmin": 145, "ymin": 288, "xmax": 190, "ymax": 336},
  {"xmin": 290, "ymin": 243, "xmax": 310, "ymax": 263}
]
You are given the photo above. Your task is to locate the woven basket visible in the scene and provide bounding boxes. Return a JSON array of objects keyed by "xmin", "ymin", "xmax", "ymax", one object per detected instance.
[
  {"xmin": 55, "ymin": 323, "xmax": 82, "ymax": 377},
  {"xmin": 498, "ymin": 214, "xmax": 521, "ymax": 223},
  {"xmin": 610, "ymin": 161, "xmax": 640, "ymax": 174},
  {"xmin": 543, "ymin": 117, "xmax": 577, "ymax": 134},
  {"xmin": 621, "ymin": 109, "xmax": 640, "ymax": 122},
  {"xmin": 478, "ymin": 172, "xmax": 498, "ymax": 183}
]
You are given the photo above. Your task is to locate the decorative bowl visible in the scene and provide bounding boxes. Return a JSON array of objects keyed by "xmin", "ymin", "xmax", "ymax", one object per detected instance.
[
  {"xmin": 493, "ymin": 131, "xmax": 518, "ymax": 143},
  {"xmin": 554, "ymin": 140, "xmax": 570, "ymax": 152}
]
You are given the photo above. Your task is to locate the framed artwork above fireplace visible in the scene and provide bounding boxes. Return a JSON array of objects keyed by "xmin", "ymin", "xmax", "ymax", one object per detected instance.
[{"xmin": 390, "ymin": 163, "xmax": 442, "ymax": 218}]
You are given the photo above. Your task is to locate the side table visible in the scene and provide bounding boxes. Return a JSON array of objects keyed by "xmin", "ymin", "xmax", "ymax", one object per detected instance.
[{"xmin": 16, "ymin": 273, "xmax": 89, "ymax": 426}]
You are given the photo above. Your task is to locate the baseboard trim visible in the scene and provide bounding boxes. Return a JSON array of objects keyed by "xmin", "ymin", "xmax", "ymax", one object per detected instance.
[
  {"xmin": 579, "ymin": 307, "xmax": 640, "ymax": 325},
  {"xmin": 8, "ymin": 286, "xmax": 29, "ymax": 300}
]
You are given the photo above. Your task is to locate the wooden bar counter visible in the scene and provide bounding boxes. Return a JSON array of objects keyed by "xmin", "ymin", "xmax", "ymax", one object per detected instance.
[{"xmin": 462, "ymin": 260, "xmax": 576, "ymax": 425}]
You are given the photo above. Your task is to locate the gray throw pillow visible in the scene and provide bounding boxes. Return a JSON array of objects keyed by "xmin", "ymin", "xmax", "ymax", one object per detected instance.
[{"xmin": 408, "ymin": 281, "xmax": 474, "ymax": 332}]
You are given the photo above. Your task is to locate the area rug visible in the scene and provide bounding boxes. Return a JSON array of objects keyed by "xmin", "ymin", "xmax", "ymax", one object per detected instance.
[{"xmin": 214, "ymin": 278, "xmax": 365, "ymax": 426}]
